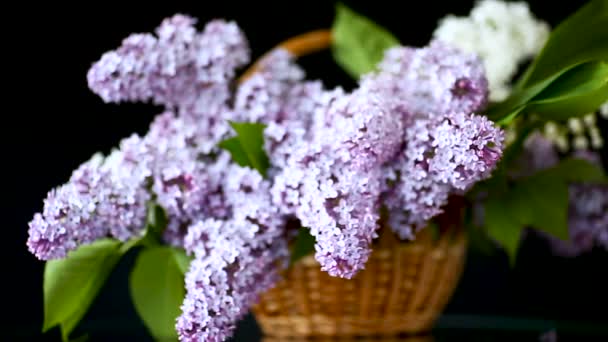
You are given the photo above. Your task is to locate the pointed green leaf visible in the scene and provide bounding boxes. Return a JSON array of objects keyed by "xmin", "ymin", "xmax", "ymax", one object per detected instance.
[
  {"xmin": 486, "ymin": 61, "xmax": 608, "ymax": 122},
  {"xmin": 129, "ymin": 246, "xmax": 185, "ymax": 341},
  {"xmin": 43, "ymin": 239, "xmax": 122, "ymax": 341},
  {"xmin": 485, "ymin": 63, "xmax": 577, "ymax": 122},
  {"xmin": 331, "ymin": 3, "xmax": 400, "ymax": 79},
  {"xmin": 290, "ymin": 227, "xmax": 316, "ymax": 265},
  {"xmin": 528, "ymin": 61, "xmax": 608, "ymax": 120},
  {"xmin": 219, "ymin": 122, "xmax": 269, "ymax": 177}
]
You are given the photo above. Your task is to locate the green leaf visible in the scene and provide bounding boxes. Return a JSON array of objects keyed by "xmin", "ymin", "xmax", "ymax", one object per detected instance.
[
  {"xmin": 485, "ymin": 63, "xmax": 575, "ymax": 122},
  {"xmin": 516, "ymin": 0, "xmax": 608, "ymax": 89},
  {"xmin": 486, "ymin": 61, "xmax": 608, "ymax": 123},
  {"xmin": 331, "ymin": 3, "xmax": 400, "ymax": 79},
  {"xmin": 290, "ymin": 227, "xmax": 316, "ymax": 265},
  {"xmin": 484, "ymin": 197, "xmax": 523, "ymax": 265},
  {"xmin": 43, "ymin": 239, "xmax": 122, "ymax": 341},
  {"xmin": 129, "ymin": 246, "xmax": 186, "ymax": 341},
  {"xmin": 219, "ymin": 121, "xmax": 270, "ymax": 177},
  {"xmin": 171, "ymin": 247, "xmax": 192, "ymax": 275},
  {"xmin": 527, "ymin": 61, "xmax": 608, "ymax": 120}
]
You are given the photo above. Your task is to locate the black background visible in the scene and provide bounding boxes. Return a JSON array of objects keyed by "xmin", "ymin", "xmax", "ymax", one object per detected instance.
[{"xmin": 4, "ymin": 0, "xmax": 607, "ymax": 341}]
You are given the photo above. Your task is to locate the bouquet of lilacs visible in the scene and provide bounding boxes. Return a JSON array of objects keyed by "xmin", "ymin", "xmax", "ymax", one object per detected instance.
[{"xmin": 27, "ymin": 1, "xmax": 607, "ymax": 341}]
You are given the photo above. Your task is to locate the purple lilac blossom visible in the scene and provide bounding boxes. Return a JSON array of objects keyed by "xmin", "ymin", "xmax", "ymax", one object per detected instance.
[
  {"xmin": 363, "ymin": 40, "xmax": 488, "ymax": 115},
  {"xmin": 176, "ymin": 166, "xmax": 288, "ymax": 342},
  {"xmin": 27, "ymin": 137, "xmax": 152, "ymax": 260},
  {"xmin": 266, "ymin": 42, "xmax": 502, "ymax": 277},
  {"xmin": 234, "ymin": 51, "xmax": 383, "ymax": 278},
  {"xmin": 233, "ymin": 49, "xmax": 325, "ymax": 172},
  {"xmin": 362, "ymin": 41, "xmax": 502, "ymax": 239},
  {"xmin": 29, "ymin": 16, "xmax": 297, "ymax": 342},
  {"xmin": 271, "ymin": 88, "xmax": 403, "ymax": 278},
  {"xmin": 29, "ymin": 15, "xmax": 253, "ymax": 258},
  {"xmin": 382, "ymin": 111, "xmax": 503, "ymax": 238},
  {"xmin": 87, "ymin": 15, "xmax": 249, "ymax": 115},
  {"xmin": 552, "ymin": 184, "xmax": 608, "ymax": 256},
  {"xmin": 26, "ymin": 110, "xmax": 239, "ymax": 259},
  {"xmin": 145, "ymin": 112, "xmax": 235, "ymax": 246}
]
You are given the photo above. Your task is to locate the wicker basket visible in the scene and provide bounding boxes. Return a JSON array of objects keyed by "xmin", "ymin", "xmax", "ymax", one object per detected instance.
[{"xmin": 253, "ymin": 228, "xmax": 466, "ymax": 337}]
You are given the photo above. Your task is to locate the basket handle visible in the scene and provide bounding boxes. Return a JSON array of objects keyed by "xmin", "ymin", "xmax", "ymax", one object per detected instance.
[{"xmin": 238, "ymin": 29, "xmax": 332, "ymax": 83}]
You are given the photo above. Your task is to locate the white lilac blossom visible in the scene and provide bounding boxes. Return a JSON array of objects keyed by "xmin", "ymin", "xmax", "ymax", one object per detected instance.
[
  {"xmin": 433, "ymin": 0, "xmax": 549, "ymax": 101},
  {"xmin": 177, "ymin": 166, "xmax": 289, "ymax": 342},
  {"xmin": 541, "ymin": 114, "xmax": 604, "ymax": 153},
  {"xmin": 568, "ymin": 115, "xmax": 604, "ymax": 150}
]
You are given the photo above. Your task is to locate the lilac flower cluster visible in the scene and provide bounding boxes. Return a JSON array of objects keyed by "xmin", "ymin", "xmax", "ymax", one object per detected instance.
[
  {"xmin": 521, "ymin": 134, "xmax": 608, "ymax": 256},
  {"xmin": 29, "ymin": 15, "xmax": 252, "ymax": 260},
  {"xmin": 271, "ymin": 88, "xmax": 398, "ymax": 278},
  {"xmin": 28, "ymin": 14, "xmax": 506, "ymax": 341},
  {"xmin": 87, "ymin": 15, "xmax": 248, "ymax": 114},
  {"xmin": 365, "ymin": 41, "xmax": 489, "ymax": 115},
  {"xmin": 269, "ymin": 42, "xmax": 502, "ymax": 277},
  {"xmin": 177, "ymin": 166, "xmax": 288, "ymax": 341},
  {"xmin": 27, "ymin": 146, "xmax": 151, "ymax": 259},
  {"xmin": 364, "ymin": 42, "xmax": 501, "ymax": 239}
]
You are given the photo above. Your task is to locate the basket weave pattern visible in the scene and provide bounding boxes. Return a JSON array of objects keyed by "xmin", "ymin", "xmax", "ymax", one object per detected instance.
[{"xmin": 253, "ymin": 230, "xmax": 467, "ymax": 337}]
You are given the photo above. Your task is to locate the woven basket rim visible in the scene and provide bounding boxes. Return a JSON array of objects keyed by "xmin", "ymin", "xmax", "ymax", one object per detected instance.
[{"xmin": 296, "ymin": 229, "xmax": 466, "ymax": 266}]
